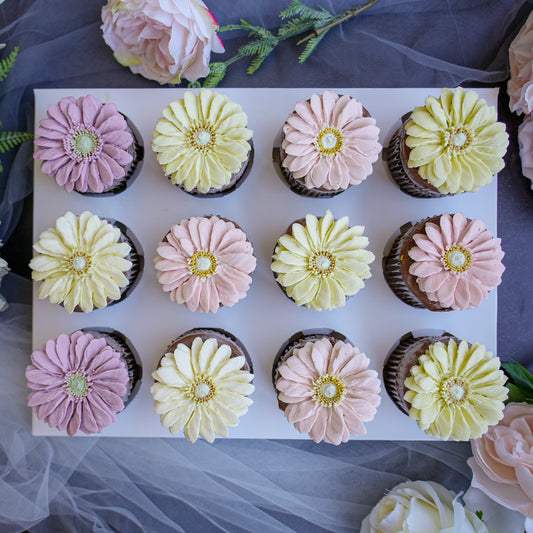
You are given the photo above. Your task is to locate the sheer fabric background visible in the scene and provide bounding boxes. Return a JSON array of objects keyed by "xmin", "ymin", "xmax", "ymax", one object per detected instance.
[{"xmin": 0, "ymin": 1, "xmax": 531, "ymax": 531}]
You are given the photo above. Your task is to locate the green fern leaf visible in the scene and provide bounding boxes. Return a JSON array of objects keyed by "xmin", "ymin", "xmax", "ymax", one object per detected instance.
[
  {"xmin": 298, "ymin": 31, "xmax": 328, "ymax": 63},
  {"xmin": 238, "ymin": 38, "xmax": 276, "ymax": 57},
  {"xmin": 0, "ymin": 130, "xmax": 34, "ymax": 154},
  {"xmin": 202, "ymin": 62, "xmax": 227, "ymax": 88},
  {"xmin": 280, "ymin": 1, "xmax": 330, "ymax": 20},
  {"xmin": 0, "ymin": 46, "xmax": 19, "ymax": 83},
  {"xmin": 239, "ymin": 20, "xmax": 274, "ymax": 40},
  {"xmin": 247, "ymin": 49, "xmax": 272, "ymax": 75}
]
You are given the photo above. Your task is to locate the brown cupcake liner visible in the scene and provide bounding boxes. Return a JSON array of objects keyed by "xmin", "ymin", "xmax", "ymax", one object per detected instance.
[
  {"xmin": 163, "ymin": 327, "xmax": 253, "ymax": 375},
  {"xmin": 176, "ymin": 139, "xmax": 254, "ymax": 198},
  {"xmin": 81, "ymin": 327, "xmax": 143, "ymax": 407},
  {"xmin": 384, "ymin": 118, "xmax": 445, "ymax": 199},
  {"xmin": 382, "ymin": 216, "xmax": 451, "ymax": 312},
  {"xmin": 78, "ymin": 114, "xmax": 144, "ymax": 197},
  {"xmin": 383, "ymin": 332, "xmax": 455, "ymax": 415},
  {"xmin": 272, "ymin": 329, "xmax": 350, "ymax": 411}
]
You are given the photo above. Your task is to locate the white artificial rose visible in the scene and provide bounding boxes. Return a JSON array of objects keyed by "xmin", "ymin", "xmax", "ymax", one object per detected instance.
[
  {"xmin": 360, "ymin": 480, "xmax": 489, "ymax": 533},
  {"xmin": 101, "ymin": 0, "xmax": 224, "ymax": 84}
]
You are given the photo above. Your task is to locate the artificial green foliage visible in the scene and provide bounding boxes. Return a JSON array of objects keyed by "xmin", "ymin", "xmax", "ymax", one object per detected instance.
[
  {"xmin": 502, "ymin": 361, "xmax": 533, "ymax": 404},
  {"xmin": 0, "ymin": 46, "xmax": 33, "ymax": 172},
  {"xmin": 195, "ymin": 0, "xmax": 378, "ymax": 88}
]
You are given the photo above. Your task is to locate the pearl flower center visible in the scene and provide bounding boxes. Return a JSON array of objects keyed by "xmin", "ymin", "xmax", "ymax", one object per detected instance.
[
  {"xmin": 445, "ymin": 127, "xmax": 471, "ymax": 152},
  {"xmin": 188, "ymin": 250, "xmax": 217, "ymax": 278},
  {"xmin": 188, "ymin": 123, "xmax": 216, "ymax": 152},
  {"xmin": 187, "ymin": 375, "xmax": 216, "ymax": 404},
  {"xmin": 312, "ymin": 374, "xmax": 345, "ymax": 407},
  {"xmin": 441, "ymin": 377, "xmax": 469, "ymax": 406},
  {"xmin": 442, "ymin": 245, "xmax": 472, "ymax": 272},
  {"xmin": 67, "ymin": 252, "xmax": 91, "ymax": 276},
  {"xmin": 66, "ymin": 371, "xmax": 89, "ymax": 398},
  {"xmin": 310, "ymin": 251, "xmax": 336, "ymax": 277},
  {"xmin": 316, "ymin": 127, "xmax": 344, "ymax": 156}
]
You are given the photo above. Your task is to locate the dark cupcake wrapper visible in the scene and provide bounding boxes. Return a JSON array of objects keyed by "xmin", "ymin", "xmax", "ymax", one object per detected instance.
[
  {"xmin": 77, "ymin": 114, "xmax": 144, "ymax": 197},
  {"xmin": 384, "ymin": 118, "xmax": 446, "ymax": 199},
  {"xmin": 272, "ymin": 329, "xmax": 350, "ymax": 411},
  {"xmin": 80, "ymin": 327, "xmax": 143, "ymax": 408},
  {"xmin": 163, "ymin": 327, "xmax": 253, "ymax": 375},
  {"xmin": 174, "ymin": 139, "xmax": 254, "ymax": 198},
  {"xmin": 383, "ymin": 332, "xmax": 455, "ymax": 415},
  {"xmin": 382, "ymin": 216, "xmax": 451, "ymax": 312}
]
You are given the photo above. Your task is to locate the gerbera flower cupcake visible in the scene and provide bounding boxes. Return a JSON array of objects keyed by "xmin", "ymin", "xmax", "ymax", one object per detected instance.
[
  {"xmin": 386, "ymin": 87, "xmax": 509, "ymax": 197},
  {"xmin": 154, "ymin": 215, "xmax": 256, "ymax": 313},
  {"xmin": 277, "ymin": 90, "xmax": 382, "ymax": 197},
  {"xmin": 383, "ymin": 333, "xmax": 508, "ymax": 441},
  {"xmin": 34, "ymin": 94, "xmax": 143, "ymax": 195},
  {"xmin": 151, "ymin": 328, "xmax": 254, "ymax": 443},
  {"xmin": 383, "ymin": 212, "xmax": 505, "ymax": 311},
  {"xmin": 152, "ymin": 89, "xmax": 253, "ymax": 196},
  {"xmin": 30, "ymin": 211, "xmax": 143, "ymax": 313},
  {"xmin": 271, "ymin": 210, "xmax": 375, "ymax": 311},
  {"xmin": 273, "ymin": 330, "xmax": 381, "ymax": 444},
  {"xmin": 26, "ymin": 329, "xmax": 142, "ymax": 436}
]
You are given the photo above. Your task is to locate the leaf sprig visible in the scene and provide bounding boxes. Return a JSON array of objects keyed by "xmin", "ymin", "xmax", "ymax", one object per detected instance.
[
  {"xmin": 200, "ymin": 0, "xmax": 378, "ymax": 88},
  {"xmin": 502, "ymin": 361, "xmax": 533, "ymax": 404}
]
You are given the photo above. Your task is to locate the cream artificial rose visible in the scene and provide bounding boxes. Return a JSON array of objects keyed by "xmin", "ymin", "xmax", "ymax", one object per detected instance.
[
  {"xmin": 101, "ymin": 0, "xmax": 224, "ymax": 85},
  {"xmin": 360, "ymin": 480, "xmax": 489, "ymax": 533},
  {"xmin": 508, "ymin": 11, "xmax": 533, "ymax": 115},
  {"xmin": 469, "ymin": 402, "xmax": 533, "ymax": 519},
  {"xmin": 518, "ymin": 114, "xmax": 533, "ymax": 188}
]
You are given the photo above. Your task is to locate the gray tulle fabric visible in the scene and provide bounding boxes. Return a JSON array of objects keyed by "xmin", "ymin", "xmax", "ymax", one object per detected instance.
[{"xmin": 1, "ymin": 0, "xmax": 531, "ymax": 531}]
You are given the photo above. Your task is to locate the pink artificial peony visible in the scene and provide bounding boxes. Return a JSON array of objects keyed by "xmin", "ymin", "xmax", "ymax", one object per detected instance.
[
  {"xmin": 101, "ymin": 0, "xmax": 224, "ymax": 85},
  {"xmin": 26, "ymin": 331, "xmax": 129, "ymax": 436},
  {"xmin": 276, "ymin": 338, "xmax": 381, "ymax": 445},
  {"xmin": 469, "ymin": 403, "xmax": 533, "ymax": 519},
  {"xmin": 508, "ymin": 11, "xmax": 533, "ymax": 115}
]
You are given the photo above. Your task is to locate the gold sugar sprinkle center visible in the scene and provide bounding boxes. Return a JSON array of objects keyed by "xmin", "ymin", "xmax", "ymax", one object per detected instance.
[
  {"xmin": 187, "ymin": 122, "xmax": 216, "ymax": 153},
  {"xmin": 442, "ymin": 244, "xmax": 472, "ymax": 272},
  {"xmin": 67, "ymin": 251, "xmax": 92, "ymax": 276},
  {"xmin": 316, "ymin": 127, "xmax": 344, "ymax": 156},
  {"xmin": 309, "ymin": 251, "xmax": 336, "ymax": 277},
  {"xmin": 441, "ymin": 376, "xmax": 469, "ymax": 406},
  {"xmin": 186, "ymin": 375, "xmax": 216, "ymax": 404},
  {"xmin": 312, "ymin": 374, "xmax": 346, "ymax": 407},
  {"xmin": 71, "ymin": 130, "xmax": 99, "ymax": 157},
  {"xmin": 444, "ymin": 127, "xmax": 471, "ymax": 153},
  {"xmin": 188, "ymin": 250, "xmax": 217, "ymax": 278}
]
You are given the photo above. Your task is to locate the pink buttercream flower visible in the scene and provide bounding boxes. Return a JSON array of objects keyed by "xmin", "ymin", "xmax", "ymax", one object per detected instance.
[
  {"xmin": 508, "ymin": 11, "xmax": 533, "ymax": 115},
  {"xmin": 154, "ymin": 216, "xmax": 256, "ymax": 313},
  {"xmin": 408, "ymin": 213, "xmax": 505, "ymax": 311},
  {"xmin": 101, "ymin": 0, "xmax": 224, "ymax": 85},
  {"xmin": 281, "ymin": 91, "xmax": 381, "ymax": 191},
  {"xmin": 25, "ymin": 331, "xmax": 129, "ymax": 436},
  {"xmin": 468, "ymin": 403, "xmax": 533, "ymax": 519},
  {"xmin": 276, "ymin": 338, "xmax": 381, "ymax": 445},
  {"xmin": 34, "ymin": 95, "xmax": 134, "ymax": 193}
]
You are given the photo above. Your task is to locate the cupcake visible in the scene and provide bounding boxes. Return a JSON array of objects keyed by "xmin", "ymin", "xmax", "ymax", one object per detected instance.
[
  {"xmin": 383, "ymin": 212, "xmax": 504, "ymax": 311},
  {"xmin": 271, "ymin": 210, "xmax": 375, "ymax": 311},
  {"xmin": 152, "ymin": 89, "xmax": 253, "ymax": 196},
  {"xmin": 30, "ymin": 211, "xmax": 143, "ymax": 313},
  {"xmin": 34, "ymin": 94, "xmax": 143, "ymax": 195},
  {"xmin": 386, "ymin": 87, "xmax": 509, "ymax": 197},
  {"xmin": 273, "ymin": 330, "xmax": 381, "ymax": 444},
  {"xmin": 26, "ymin": 328, "xmax": 142, "ymax": 436},
  {"xmin": 151, "ymin": 328, "xmax": 254, "ymax": 443},
  {"xmin": 277, "ymin": 90, "xmax": 382, "ymax": 197},
  {"xmin": 154, "ymin": 215, "xmax": 256, "ymax": 313},
  {"xmin": 383, "ymin": 333, "xmax": 508, "ymax": 441}
]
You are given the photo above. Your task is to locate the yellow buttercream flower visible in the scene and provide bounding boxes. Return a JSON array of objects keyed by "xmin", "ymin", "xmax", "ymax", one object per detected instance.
[
  {"xmin": 271, "ymin": 210, "xmax": 374, "ymax": 311},
  {"xmin": 404, "ymin": 339, "xmax": 508, "ymax": 441},
  {"xmin": 30, "ymin": 211, "xmax": 133, "ymax": 313},
  {"xmin": 405, "ymin": 87, "xmax": 509, "ymax": 194},
  {"xmin": 152, "ymin": 89, "xmax": 253, "ymax": 193}
]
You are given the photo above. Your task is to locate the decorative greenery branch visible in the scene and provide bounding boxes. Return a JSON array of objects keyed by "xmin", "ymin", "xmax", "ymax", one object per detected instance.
[
  {"xmin": 502, "ymin": 361, "xmax": 533, "ymax": 404},
  {"xmin": 198, "ymin": 0, "xmax": 378, "ymax": 88},
  {"xmin": 0, "ymin": 46, "xmax": 33, "ymax": 172}
]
